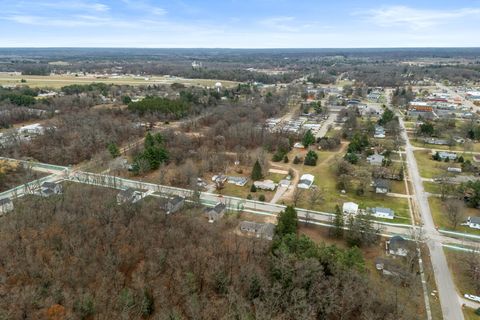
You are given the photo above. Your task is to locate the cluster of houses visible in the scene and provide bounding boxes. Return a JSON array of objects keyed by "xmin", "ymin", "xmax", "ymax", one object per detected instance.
[{"xmin": 342, "ymin": 201, "xmax": 395, "ymax": 220}]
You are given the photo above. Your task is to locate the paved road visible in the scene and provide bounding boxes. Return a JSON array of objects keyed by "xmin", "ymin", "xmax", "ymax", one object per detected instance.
[{"xmin": 399, "ymin": 116, "xmax": 465, "ymax": 320}]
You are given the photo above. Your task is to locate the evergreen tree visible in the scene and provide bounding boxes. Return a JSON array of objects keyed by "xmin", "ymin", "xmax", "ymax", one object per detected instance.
[
  {"xmin": 107, "ymin": 142, "xmax": 120, "ymax": 158},
  {"xmin": 302, "ymin": 130, "xmax": 316, "ymax": 147},
  {"xmin": 275, "ymin": 206, "xmax": 298, "ymax": 238},
  {"xmin": 251, "ymin": 160, "xmax": 263, "ymax": 181},
  {"xmin": 304, "ymin": 150, "xmax": 318, "ymax": 166},
  {"xmin": 332, "ymin": 205, "xmax": 344, "ymax": 238}
]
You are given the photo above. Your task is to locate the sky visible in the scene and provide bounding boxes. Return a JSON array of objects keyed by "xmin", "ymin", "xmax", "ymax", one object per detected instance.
[{"xmin": 1, "ymin": 0, "xmax": 480, "ymax": 48}]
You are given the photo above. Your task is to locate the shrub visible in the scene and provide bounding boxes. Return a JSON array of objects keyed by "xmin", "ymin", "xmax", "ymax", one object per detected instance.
[
  {"xmin": 283, "ymin": 155, "xmax": 289, "ymax": 163},
  {"xmin": 250, "ymin": 184, "xmax": 257, "ymax": 193},
  {"xmin": 293, "ymin": 156, "xmax": 302, "ymax": 164},
  {"xmin": 304, "ymin": 151, "xmax": 318, "ymax": 166},
  {"xmin": 258, "ymin": 194, "xmax": 266, "ymax": 202}
]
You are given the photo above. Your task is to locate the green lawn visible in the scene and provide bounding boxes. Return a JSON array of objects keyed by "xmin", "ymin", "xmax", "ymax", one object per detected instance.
[
  {"xmin": 423, "ymin": 182, "xmax": 442, "ymax": 194},
  {"xmin": 429, "ymin": 197, "xmax": 480, "ymax": 235},
  {"xmin": 464, "ymin": 308, "xmax": 480, "ymax": 320},
  {"xmin": 413, "ymin": 150, "xmax": 462, "ymax": 179}
]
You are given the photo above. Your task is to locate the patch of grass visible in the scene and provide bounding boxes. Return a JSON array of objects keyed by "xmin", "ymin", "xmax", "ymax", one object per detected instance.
[
  {"xmin": 429, "ymin": 197, "xmax": 480, "ymax": 235},
  {"xmin": 413, "ymin": 150, "xmax": 462, "ymax": 179},
  {"xmin": 423, "ymin": 182, "xmax": 442, "ymax": 194},
  {"xmin": 464, "ymin": 308, "xmax": 480, "ymax": 320}
]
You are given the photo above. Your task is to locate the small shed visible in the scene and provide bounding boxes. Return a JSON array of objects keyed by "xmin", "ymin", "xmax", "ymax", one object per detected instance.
[{"xmin": 343, "ymin": 202, "xmax": 359, "ymax": 215}]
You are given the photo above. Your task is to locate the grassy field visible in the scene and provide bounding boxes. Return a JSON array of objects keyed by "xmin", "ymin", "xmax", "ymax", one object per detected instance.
[
  {"xmin": 429, "ymin": 197, "xmax": 480, "ymax": 235},
  {"xmin": 413, "ymin": 150, "xmax": 463, "ymax": 179},
  {"xmin": 0, "ymin": 74, "xmax": 240, "ymax": 89}
]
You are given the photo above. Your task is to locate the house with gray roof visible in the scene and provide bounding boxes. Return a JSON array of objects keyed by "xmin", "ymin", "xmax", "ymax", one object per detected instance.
[
  {"xmin": 41, "ymin": 181, "xmax": 63, "ymax": 197},
  {"xmin": 372, "ymin": 179, "xmax": 390, "ymax": 194},
  {"xmin": 0, "ymin": 198, "xmax": 13, "ymax": 215},
  {"xmin": 370, "ymin": 207, "xmax": 395, "ymax": 220},
  {"xmin": 387, "ymin": 235, "xmax": 410, "ymax": 257},
  {"xmin": 239, "ymin": 221, "xmax": 276, "ymax": 240},
  {"xmin": 205, "ymin": 202, "xmax": 226, "ymax": 223},
  {"xmin": 366, "ymin": 154, "xmax": 385, "ymax": 166},
  {"xmin": 467, "ymin": 216, "xmax": 480, "ymax": 230},
  {"xmin": 117, "ymin": 188, "xmax": 142, "ymax": 205},
  {"xmin": 437, "ymin": 152, "xmax": 457, "ymax": 161},
  {"xmin": 163, "ymin": 196, "xmax": 185, "ymax": 214}
]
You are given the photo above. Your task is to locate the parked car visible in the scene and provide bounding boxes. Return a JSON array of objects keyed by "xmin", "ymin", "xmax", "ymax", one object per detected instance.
[{"xmin": 464, "ymin": 294, "xmax": 480, "ymax": 303}]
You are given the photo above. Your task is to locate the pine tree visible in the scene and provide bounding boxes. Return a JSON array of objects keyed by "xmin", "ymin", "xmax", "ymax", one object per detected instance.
[
  {"xmin": 302, "ymin": 129, "xmax": 316, "ymax": 147},
  {"xmin": 251, "ymin": 160, "xmax": 263, "ymax": 181},
  {"xmin": 332, "ymin": 205, "xmax": 344, "ymax": 238},
  {"xmin": 275, "ymin": 206, "xmax": 298, "ymax": 238},
  {"xmin": 107, "ymin": 142, "xmax": 120, "ymax": 158}
]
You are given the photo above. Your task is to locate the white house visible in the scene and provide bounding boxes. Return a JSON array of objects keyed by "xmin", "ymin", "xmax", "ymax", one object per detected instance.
[
  {"xmin": 343, "ymin": 202, "xmax": 359, "ymax": 215},
  {"xmin": 370, "ymin": 207, "xmax": 395, "ymax": 220},
  {"xmin": 0, "ymin": 198, "xmax": 14, "ymax": 215},
  {"xmin": 297, "ymin": 174, "xmax": 315, "ymax": 189},
  {"xmin": 366, "ymin": 154, "xmax": 384, "ymax": 166},
  {"xmin": 467, "ymin": 216, "xmax": 480, "ymax": 230},
  {"xmin": 254, "ymin": 180, "xmax": 276, "ymax": 191}
]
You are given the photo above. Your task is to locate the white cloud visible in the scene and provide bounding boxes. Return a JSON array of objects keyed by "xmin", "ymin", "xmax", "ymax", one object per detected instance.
[{"xmin": 360, "ymin": 5, "xmax": 480, "ymax": 30}]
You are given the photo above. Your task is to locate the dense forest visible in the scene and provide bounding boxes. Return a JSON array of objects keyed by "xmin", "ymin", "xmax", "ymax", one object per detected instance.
[{"xmin": 0, "ymin": 185, "xmax": 421, "ymax": 319}]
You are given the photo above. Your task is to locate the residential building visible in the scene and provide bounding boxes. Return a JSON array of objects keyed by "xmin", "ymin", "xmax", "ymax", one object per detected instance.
[
  {"xmin": 366, "ymin": 154, "xmax": 385, "ymax": 166},
  {"xmin": 0, "ymin": 198, "xmax": 14, "ymax": 215},
  {"xmin": 297, "ymin": 174, "xmax": 315, "ymax": 189},
  {"xmin": 370, "ymin": 207, "xmax": 395, "ymax": 220},
  {"xmin": 205, "ymin": 202, "xmax": 226, "ymax": 223},
  {"xmin": 342, "ymin": 202, "xmax": 359, "ymax": 215},
  {"xmin": 164, "ymin": 196, "xmax": 185, "ymax": 214},
  {"xmin": 437, "ymin": 152, "xmax": 457, "ymax": 161},
  {"xmin": 117, "ymin": 188, "xmax": 141, "ymax": 205},
  {"xmin": 40, "ymin": 181, "xmax": 63, "ymax": 197},
  {"xmin": 374, "ymin": 125, "xmax": 386, "ymax": 139},
  {"xmin": 466, "ymin": 216, "xmax": 480, "ymax": 230},
  {"xmin": 424, "ymin": 138, "xmax": 449, "ymax": 146},
  {"xmin": 254, "ymin": 180, "xmax": 276, "ymax": 191},
  {"xmin": 372, "ymin": 179, "xmax": 390, "ymax": 194},
  {"xmin": 387, "ymin": 235, "xmax": 409, "ymax": 257},
  {"xmin": 239, "ymin": 221, "xmax": 276, "ymax": 240},
  {"xmin": 227, "ymin": 176, "xmax": 248, "ymax": 187}
]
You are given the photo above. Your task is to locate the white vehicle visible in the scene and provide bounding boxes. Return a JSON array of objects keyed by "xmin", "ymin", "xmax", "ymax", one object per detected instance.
[{"xmin": 464, "ymin": 293, "xmax": 480, "ymax": 303}]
